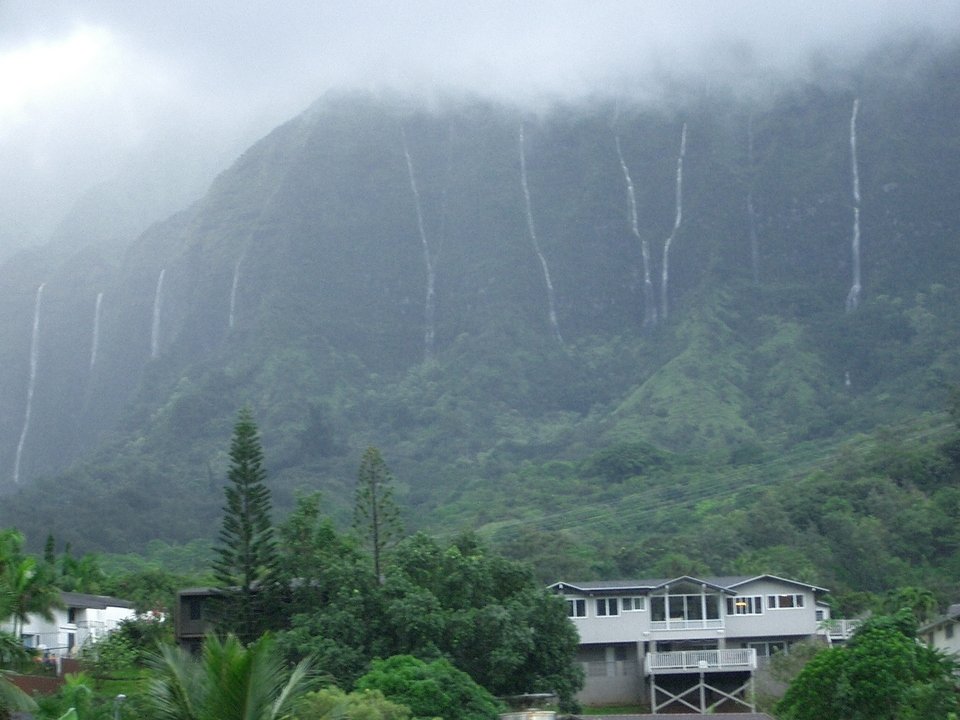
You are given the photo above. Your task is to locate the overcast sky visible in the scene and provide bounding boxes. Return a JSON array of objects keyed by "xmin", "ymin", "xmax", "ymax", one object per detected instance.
[{"xmin": 2, "ymin": 0, "xmax": 959, "ymax": 250}]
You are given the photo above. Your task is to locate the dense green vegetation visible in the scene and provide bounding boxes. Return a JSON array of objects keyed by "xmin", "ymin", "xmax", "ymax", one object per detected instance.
[
  {"xmin": 778, "ymin": 610, "xmax": 960, "ymax": 720},
  {"xmin": 1, "ymin": 414, "xmax": 580, "ymax": 719},
  {"xmin": 0, "ymin": 40, "xmax": 957, "ymax": 640}
]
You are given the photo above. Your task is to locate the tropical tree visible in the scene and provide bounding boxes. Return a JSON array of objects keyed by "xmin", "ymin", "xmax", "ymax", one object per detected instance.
[
  {"xmin": 879, "ymin": 586, "xmax": 939, "ymax": 624},
  {"xmin": 293, "ymin": 687, "xmax": 410, "ymax": 720},
  {"xmin": 0, "ymin": 530, "xmax": 61, "ymax": 639},
  {"xmin": 385, "ymin": 533, "xmax": 583, "ymax": 711},
  {"xmin": 777, "ymin": 610, "xmax": 960, "ymax": 720},
  {"xmin": 146, "ymin": 633, "xmax": 313, "ymax": 720},
  {"xmin": 352, "ymin": 448, "xmax": 403, "ymax": 583},
  {"xmin": 212, "ymin": 408, "xmax": 279, "ymax": 640},
  {"xmin": 355, "ymin": 655, "xmax": 499, "ymax": 720}
]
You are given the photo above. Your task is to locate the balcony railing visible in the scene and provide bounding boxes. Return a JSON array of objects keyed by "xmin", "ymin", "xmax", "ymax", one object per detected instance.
[
  {"xmin": 649, "ymin": 618, "xmax": 724, "ymax": 631},
  {"xmin": 644, "ymin": 648, "xmax": 757, "ymax": 675}
]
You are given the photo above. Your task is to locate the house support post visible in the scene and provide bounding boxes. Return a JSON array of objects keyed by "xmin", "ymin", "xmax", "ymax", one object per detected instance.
[{"xmin": 699, "ymin": 671, "xmax": 706, "ymax": 713}]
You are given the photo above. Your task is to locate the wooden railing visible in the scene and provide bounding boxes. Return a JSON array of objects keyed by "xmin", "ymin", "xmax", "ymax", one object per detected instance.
[{"xmin": 645, "ymin": 648, "xmax": 756, "ymax": 674}]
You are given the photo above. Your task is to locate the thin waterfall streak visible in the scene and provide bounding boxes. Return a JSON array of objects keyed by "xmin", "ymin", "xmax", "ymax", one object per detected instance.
[
  {"xmin": 747, "ymin": 116, "xmax": 760, "ymax": 284},
  {"xmin": 401, "ymin": 129, "xmax": 436, "ymax": 361},
  {"xmin": 89, "ymin": 292, "xmax": 103, "ymax": 369},
  {"xmin": 150, "ymin": 268, "xmax": 165, "ymax": 358},
  {"xmin": 519, "ymin": 123, "xmax": 563, "ymax": 345},
  {"xmin": 229, "ymin": 255, "xmax": 243, "ymax": 329},
  {"xmin": 846, "ymin": 207, "xmax": 862, "ymax": 312},
  {"xmin": 661, "ymin": 123, "xmax": 686, "ymax": 321},
  {"xmin": 748, "ymin": 190, "xmax": 759, "ymax": 284},
  {"xmin": 850, "ymin": 98, "xmax": 861, "ymax": 206},
  {"xmin": 846, "ymin": 98, "xmax": 862, "ymax": 312},
  {"xmin": 13, "ymin": 283, "xmax": 44, "ymax": 483},
  {"xmin": 615, "ymin": 134, "xmax": 657, "ymax": 326}
]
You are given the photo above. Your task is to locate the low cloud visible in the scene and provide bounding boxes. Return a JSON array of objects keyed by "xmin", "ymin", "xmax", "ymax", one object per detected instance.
[{"xmin": 1, "ymin": 0, "xmax": 958, "ymax": 251}]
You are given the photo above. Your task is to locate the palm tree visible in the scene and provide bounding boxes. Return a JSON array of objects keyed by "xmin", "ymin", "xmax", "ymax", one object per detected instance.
[
  {"xmin": 146, "ymin": 633, "xmax": 313, "ymax": 720},
  {"xmin": 2, "ymin": 555, "xmax": 61, "ymax": 638}
]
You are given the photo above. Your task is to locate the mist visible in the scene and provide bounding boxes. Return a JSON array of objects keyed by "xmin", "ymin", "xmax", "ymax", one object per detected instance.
[{"xmin": 2, "ymin": 0, "xmax": 959, "ymax": 256}]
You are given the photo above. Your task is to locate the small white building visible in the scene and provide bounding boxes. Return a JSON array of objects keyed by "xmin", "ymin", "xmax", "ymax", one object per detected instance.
[
  {"xmin": 2, "ymin": 591, "xmax": 136, "ymax": 659},
  {"xmin": 551, "ymin": 574, "xmax": 838, "ymax": 714},
  {"xmin": 920, "ymin": 603, "xmax": 960, "ymax": 656}
]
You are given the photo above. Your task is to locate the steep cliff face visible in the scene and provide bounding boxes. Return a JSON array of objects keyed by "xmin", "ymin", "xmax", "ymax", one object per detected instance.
[{"xmin": 1, "ymin": 43, "xmax": 959, "ymax": 549}]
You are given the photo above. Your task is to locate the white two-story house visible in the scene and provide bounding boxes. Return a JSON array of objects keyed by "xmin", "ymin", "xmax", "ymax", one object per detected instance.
[
  {"xmin": 3, "ymin": 591, "xmax": 136, "ymax": 661},
  {"xmin": 551, "ymin": 574, "xmax": 831, "ymax": 714}
]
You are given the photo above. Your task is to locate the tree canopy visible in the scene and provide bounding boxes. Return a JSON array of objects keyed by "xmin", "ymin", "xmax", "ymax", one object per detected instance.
[
  {"xmin": 356, "ymin": 655, "xmax": 500, "ymax": 720},
  {"xmin": 777, "ymin": 610, "xmax": 960, "ymax": 720}
]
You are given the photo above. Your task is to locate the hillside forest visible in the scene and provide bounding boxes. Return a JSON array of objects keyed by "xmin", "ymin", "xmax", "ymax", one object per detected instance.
[{"xmin": 0, "ymin": 39, "xmax": 957, "ymax": 616}]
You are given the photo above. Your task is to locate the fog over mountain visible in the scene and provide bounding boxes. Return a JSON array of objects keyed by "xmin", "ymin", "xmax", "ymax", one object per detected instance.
[
  {"xmin": 1, "ymin": 2, "xmax": 960, "ymax": 568},
  {"xmin": 2, "ymin": 1, "xmax": 959, "ymax": 256}
]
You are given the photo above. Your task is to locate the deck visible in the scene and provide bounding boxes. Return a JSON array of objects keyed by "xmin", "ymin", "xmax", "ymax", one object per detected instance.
[{"xmin": 644, "ymin": 648, "xmax": 757, "ymax": 675}]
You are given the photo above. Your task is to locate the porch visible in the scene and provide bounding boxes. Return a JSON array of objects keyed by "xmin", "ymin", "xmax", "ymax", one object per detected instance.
[{"xmin": 645, "ymin": 648, "xmax": 757, "ymax": 675}]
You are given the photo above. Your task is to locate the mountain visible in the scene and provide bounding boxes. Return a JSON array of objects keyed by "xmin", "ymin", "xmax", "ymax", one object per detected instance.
[{"xmin": 1, "ymin": 40, "xmax": 958, "ymax": 572}]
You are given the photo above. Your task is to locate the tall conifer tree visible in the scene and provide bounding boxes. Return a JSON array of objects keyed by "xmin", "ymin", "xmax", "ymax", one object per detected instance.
[
  {"xmin": 212, "ymin": 407, "xmax": 278, "ymax": 640},
  {"xmin": 353, "ymin": 447, "xmax": 403, "ymax": 583}
]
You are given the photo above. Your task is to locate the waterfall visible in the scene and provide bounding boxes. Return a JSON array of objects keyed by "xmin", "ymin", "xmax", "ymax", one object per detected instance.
[
  {"xmin": 747, "ymin": 116, "xmax": 760, "ymax": 284},
  {"xmin": 401, "ymin": 128, "xmax": 437, "ymax": 362},
  {"xmin": 12, "ymin": 283, "xmax": 44, "ymax": 483},
  {"xmin": 615, "ymin": 135, "xmax": 657, "ymax": 327},
  {"xmin": 89, "ymin": 292, "xmax": 103, "ymax": 369},
  {"xmin": 661, "ymin": 123, "xmax": 687, "ymax": 321},
  {"xmin": 229, "ymin": 255, "xmax": 243, "ymax": 329},
  {"xmin": 519, "ymin": 123, "xmax": 563, "ymax": 344},
  {"xmin": 845, "ymin": 98, "xmax": 862, "ymax": 312},
  {"xmin": 150, "ymin": 268, "xmax": 165, "ymax": 358}
]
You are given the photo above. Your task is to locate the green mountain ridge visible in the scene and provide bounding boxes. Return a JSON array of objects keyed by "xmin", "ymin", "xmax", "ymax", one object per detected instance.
[{"xmin": 0, "ymin": 42, "xmax": 958, "ymax": 601}]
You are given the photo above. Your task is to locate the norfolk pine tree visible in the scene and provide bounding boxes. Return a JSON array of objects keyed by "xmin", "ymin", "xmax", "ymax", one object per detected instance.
[
  {"xmin": 353, "ymin": 447, "xmax": 403, "ymax": 583},
  {"xmin": 212, "ymin": 407, "xmax": 279, "ymax": 640}
]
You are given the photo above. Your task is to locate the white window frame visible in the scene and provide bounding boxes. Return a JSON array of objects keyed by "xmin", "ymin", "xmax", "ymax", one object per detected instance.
[
  {"xmin": 726, "ymin": 595, "xmax": 763, "ymax": 616},
  {"xmin": 596, "ymin": 597, "xmax": 620, "ymax": 617},
  {"xmin": 767, "ymin": 593, "xmax": 805, "ymax": 609},
  {"xmin": 567, "ymin": 598, "xmax": 587, "ymax": 618},
  {"xmin": 622, "ymin": 596, "xmax": 646, "ymax": 612}
]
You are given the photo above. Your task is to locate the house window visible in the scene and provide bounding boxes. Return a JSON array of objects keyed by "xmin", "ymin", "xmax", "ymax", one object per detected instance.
[
  {"xmin": 567, "ymin": 599, "xmax": 586, "ymax": 618},
  {"xmin": 188, "ymin": 597, "xmax": 204, "ymax": 621},
  {"xmin": 768, "ymin": 594, "xmax": 805, "ymax": 609},
  {"xmin": 67, "ymin": 607, "xmax": 77, "ymax": 624},
  {"xmin": 946, "ymin": 624, "xmax": 954, "ymax": 639},
  {"xmin": 596, "ymin": 598, "xmax": 619, "ymax": 617},
  {"xmin": 623, "ymin": 597, "xmax": 646, "ymax": 612},
  {"xmin": 650, "ymin": 595, "xmax": 720, "ymax": 622},
  {"xmin": 748, "ymin": 641, "xmax": 787, "ymax": 657},
  {"xmin": 815, "ymin": 609, "xmax": 825, "ymax": 621},
  {"xmin": 727, "ymin": 596, "xmax": 763, "ymax": 615}
]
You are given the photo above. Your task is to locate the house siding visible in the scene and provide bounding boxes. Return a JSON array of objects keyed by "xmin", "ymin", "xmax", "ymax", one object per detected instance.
[
  {"xmin": 1, "ymin": 592, "xmax": 136, "ymax": 659},
  {"xmin": 553, "ymin": 575, "xmax": 829, "ymax": 708}
]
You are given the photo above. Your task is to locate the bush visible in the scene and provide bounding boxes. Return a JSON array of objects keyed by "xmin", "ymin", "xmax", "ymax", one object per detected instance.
[
  {"xmin": 295, "ymin": 687, "xmax": 410, "ymax": 720},
  {"xmin": 355, "ymin": 655, "xmax": 500, "ymax": 720}
]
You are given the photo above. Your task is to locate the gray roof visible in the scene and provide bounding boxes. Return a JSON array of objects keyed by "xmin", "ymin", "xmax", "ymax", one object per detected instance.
[
  {"xmin": 550, "ymin": 574, "xmax": 828, "ymax": 594},
  {"xmin": 61, "ymin": 591, "xmax": 135, "ymax": 610}
]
